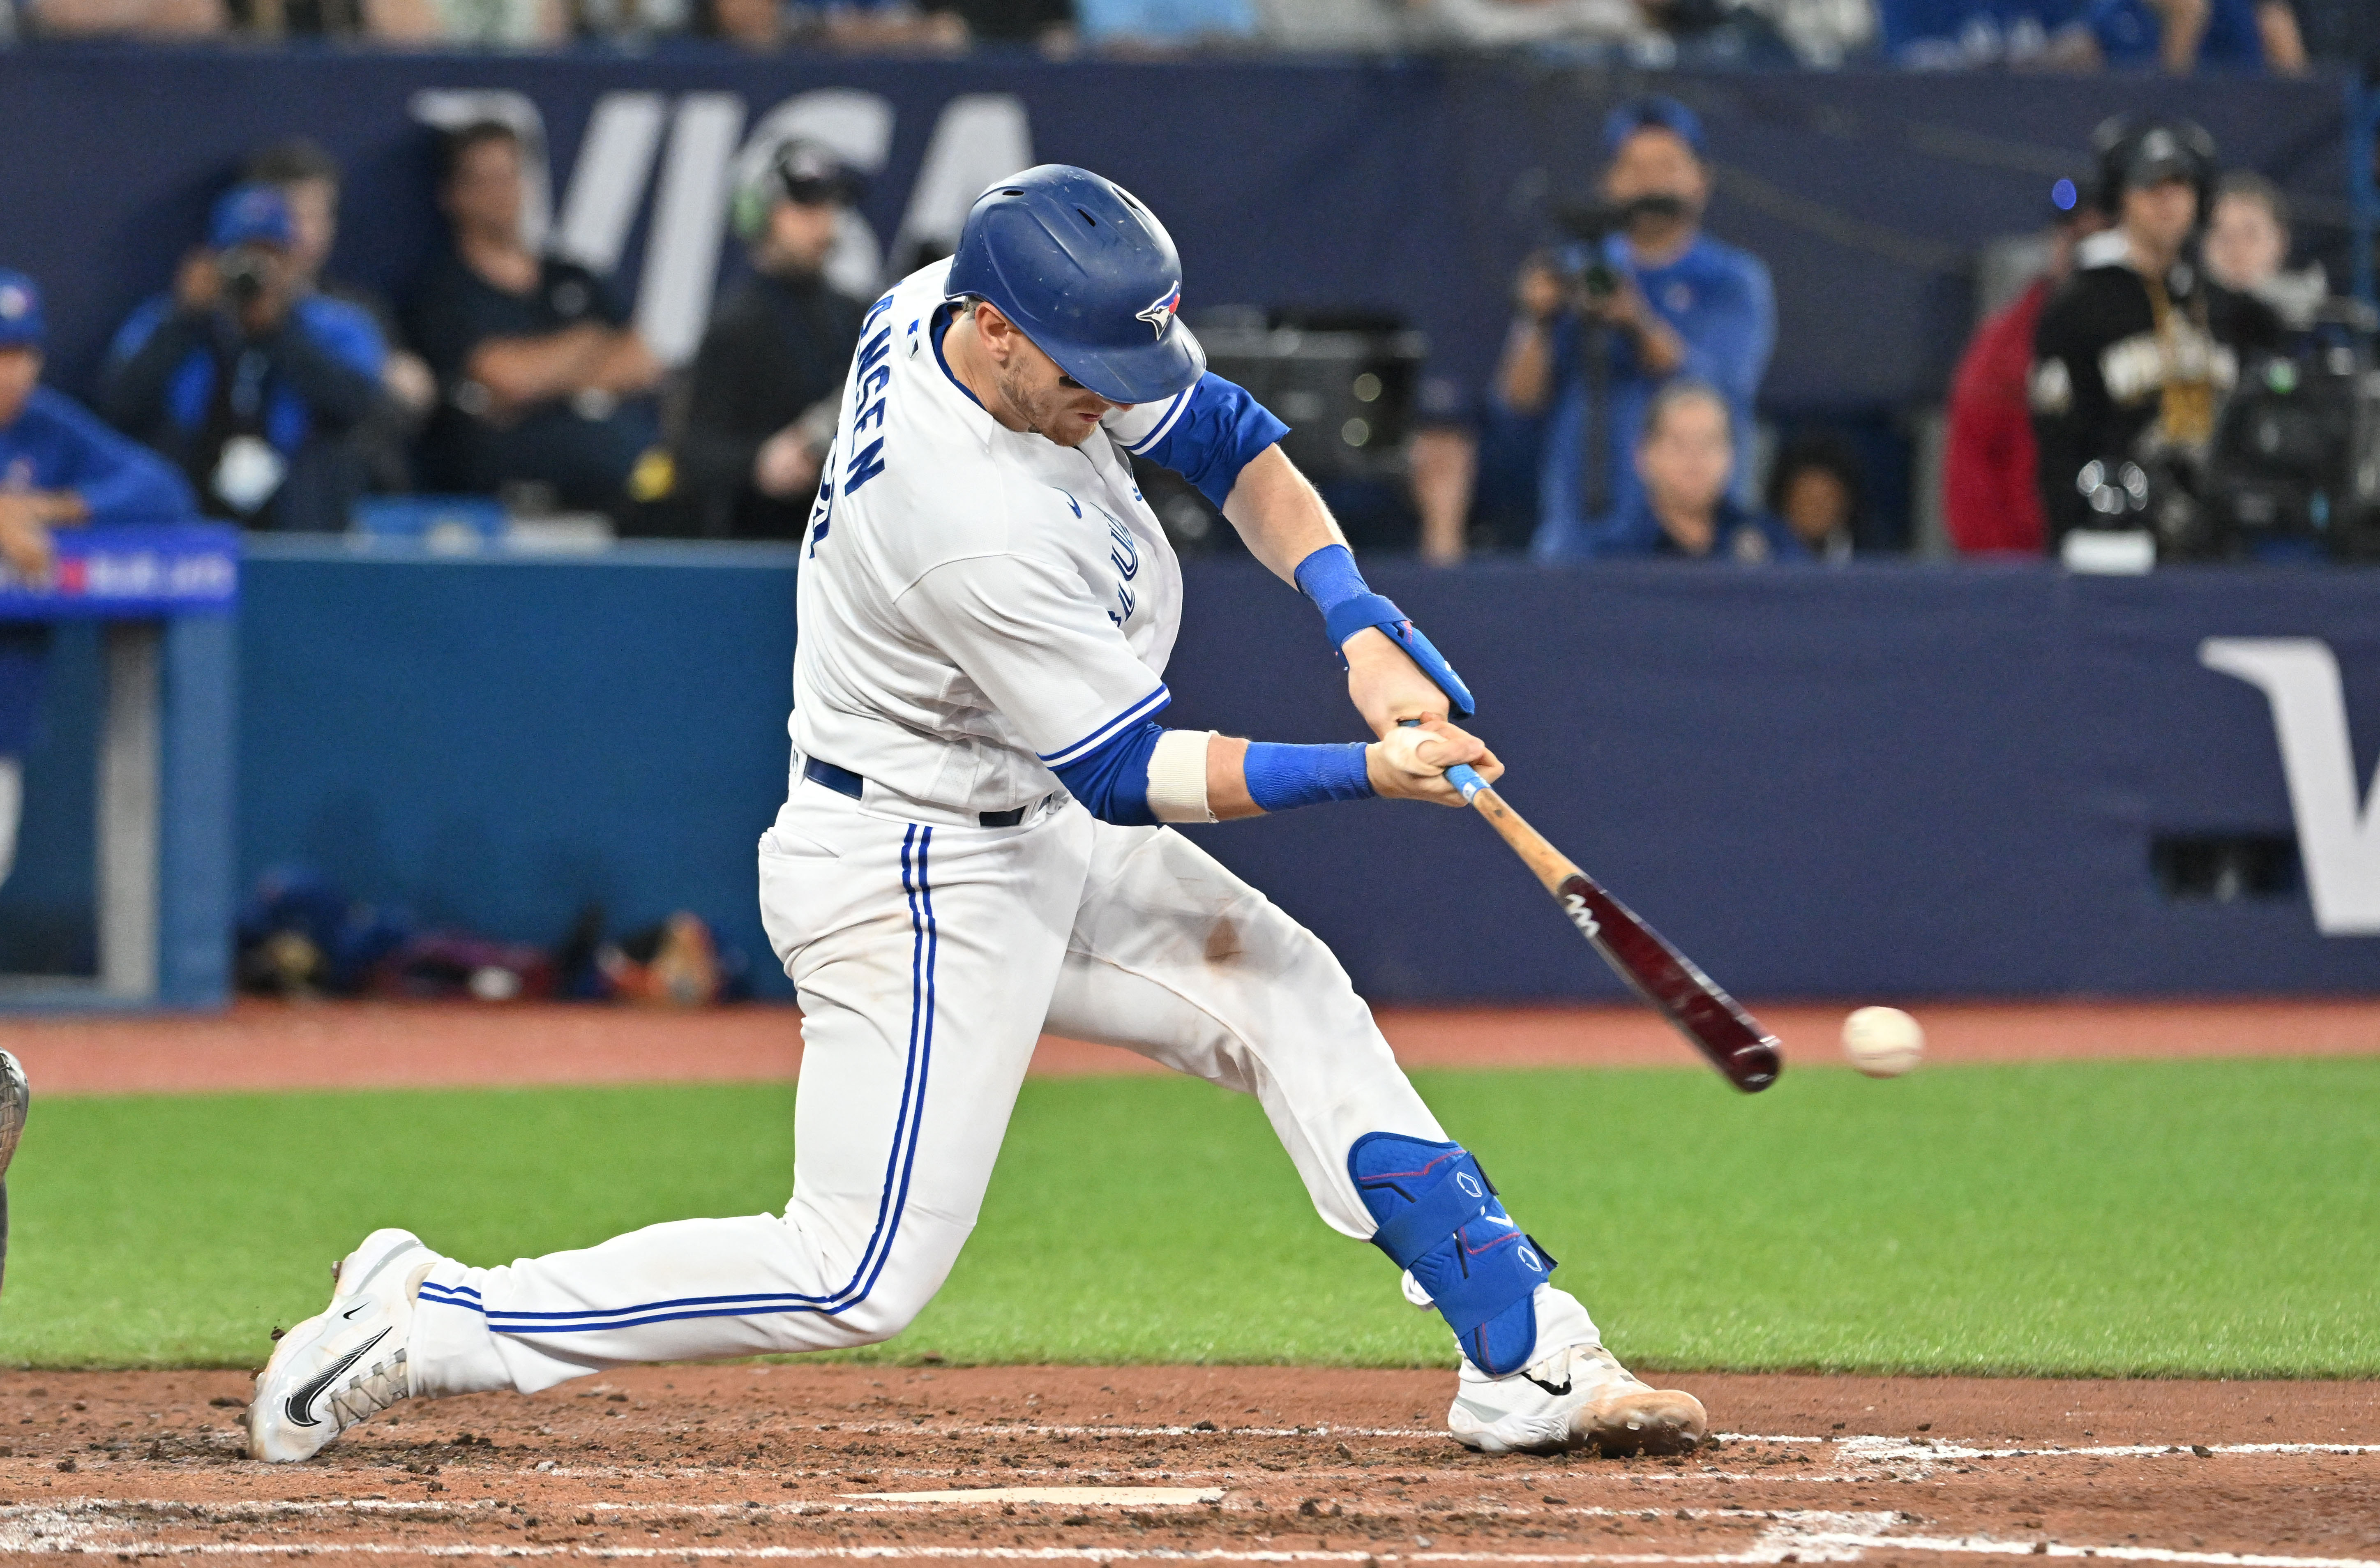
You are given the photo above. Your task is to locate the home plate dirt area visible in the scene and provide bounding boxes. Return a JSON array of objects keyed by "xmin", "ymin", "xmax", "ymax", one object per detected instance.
[{"xmin": 1, "ymin": 1367, "xmax": 2374, "ymax": 1565}]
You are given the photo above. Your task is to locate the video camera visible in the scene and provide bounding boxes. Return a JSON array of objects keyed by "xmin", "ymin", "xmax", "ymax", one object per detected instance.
[
  {"xmin": 1550, "ymin": 195, "xmax": 1689, "ymax": 302},
  {"xmin": 217, "ymin": 244, "xmax": 276, "ymax": 308},
  {"xmin": 2201, "ymin": 307, "xmax": 2380, "ymax": 561}
]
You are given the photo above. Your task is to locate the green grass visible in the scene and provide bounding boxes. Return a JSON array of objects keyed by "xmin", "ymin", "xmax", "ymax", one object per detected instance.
[{"xmin": 4, "ymin": 1059, "xmax": 2375, "ymax": 1376}]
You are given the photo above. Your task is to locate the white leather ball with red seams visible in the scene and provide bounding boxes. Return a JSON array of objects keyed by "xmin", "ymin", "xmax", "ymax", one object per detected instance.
[{"xmin": 1842, "ymin": 1005, "xmax": 1925, "ymax": 1078}]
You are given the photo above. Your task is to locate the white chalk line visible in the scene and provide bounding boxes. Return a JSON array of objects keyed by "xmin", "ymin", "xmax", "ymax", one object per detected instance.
[
  {"xmin": 12, "ymin": 1499, "xmax": 2380, "ymax": 1568},
  {"xmin": 4, "ymin": 1536, "xmax": 2380, "ymax": 1566},
  {"xmin": 692, "ymin": 1425, "xmax": 2380, "ymax": 1463}
]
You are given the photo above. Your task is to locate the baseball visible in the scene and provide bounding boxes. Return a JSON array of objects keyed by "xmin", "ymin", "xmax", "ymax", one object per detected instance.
[{"xmin": 1842, "ymin": 1006, "xmax": 1925, "ymax": 1077}]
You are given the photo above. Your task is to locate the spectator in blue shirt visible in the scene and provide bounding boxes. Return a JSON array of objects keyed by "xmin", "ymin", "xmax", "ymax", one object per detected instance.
[
  {"xmin": 1497, "ymin": 97, "xmax": 1775, "ymax": 563},
  {"xmin": 0, "ymin": 270, "xmax": 195, "ymax": 895},
  {"xmin": 2056, "ymin": 0, "xmax": 2306, "ymax": 70},
  {"xmin": 102, "ymin": 184, "xmax": 392, "ymax": 532},
  {"xmin": 1615, "ymin": 380, "xmax": 1801, "ymax": 563}
]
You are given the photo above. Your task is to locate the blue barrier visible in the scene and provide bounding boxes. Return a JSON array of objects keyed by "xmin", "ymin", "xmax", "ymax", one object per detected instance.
[
  {"xmin": 21, "ymin": 544, "xmax": 2373, "ymax": 1007},
  {"xmin": 0, "ymin": 524, "xmax": 240, "ymax": 1010},
  {"xmin": 11, "ymin": 543, "xmax": 2373, "ymax": 1005}
]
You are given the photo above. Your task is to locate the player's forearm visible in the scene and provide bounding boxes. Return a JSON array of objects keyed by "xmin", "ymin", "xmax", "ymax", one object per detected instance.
[
  {"xmin": 1219, "ymin": 444, "xmax": 1344, "ymax": 584},
  {"xmin": 1139, "ymin": 725, "xmax": 1498, "ymax": 824},
  {"xmin": 1201, "ymin": 734, "xmax": 1260, "ymax": 820}
]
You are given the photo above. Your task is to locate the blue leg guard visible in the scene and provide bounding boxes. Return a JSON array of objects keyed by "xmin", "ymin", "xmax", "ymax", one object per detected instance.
[{"xmin": 1348, "ymin": 1132, "xmax": 1555, "ymax": 1377}]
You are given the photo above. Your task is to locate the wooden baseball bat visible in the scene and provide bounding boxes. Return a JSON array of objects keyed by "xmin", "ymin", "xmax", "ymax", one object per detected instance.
[{"xmin": 1437, "ymin": 754, "xmax": 1782, "ymax": 1094}]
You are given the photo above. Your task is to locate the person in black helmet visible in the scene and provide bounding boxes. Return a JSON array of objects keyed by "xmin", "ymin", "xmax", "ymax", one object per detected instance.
[
  {"xmin": 2029, "ymin": 117, "xmax": 2282, "ymax": 554},
  {"xmin": 674, "ymin": 141, "xmax": 869, "ymax": 540}
]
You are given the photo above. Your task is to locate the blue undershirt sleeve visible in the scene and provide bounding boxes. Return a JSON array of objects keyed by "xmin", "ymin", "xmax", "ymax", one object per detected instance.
[
  {"xmin": 1118, "ymin": 371, "xmax": 1289, "ymax": 509},
  {"xmin": 1048, "ymin": 719, "xmax": 1167, "ymax": 827}
]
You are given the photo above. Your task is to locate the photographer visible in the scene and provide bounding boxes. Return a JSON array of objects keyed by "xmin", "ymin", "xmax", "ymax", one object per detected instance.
[
  {"xmin": 102, "ymin": 184, "xmax": 389, "ymax": 532},
  {"xmin": 2029, "ymin": 118, "xmax": 2282, "ymax": 556},
  {"xmin": 242, "ymin": 139, "xmax": 438, "ymax": 492},
  {"xmin": 1498, "ymin": 97, "xmax": 1774, "ymax": 564},
  {"xmin": 675, "ymin": 141, "xmax": 867, "ymax": 541}
]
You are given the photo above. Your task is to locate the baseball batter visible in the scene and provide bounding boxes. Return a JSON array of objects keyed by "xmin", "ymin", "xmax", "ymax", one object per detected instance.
[{"xmin": 247, "ymin": 166, "xmax": 1709, "ymax": 1463}]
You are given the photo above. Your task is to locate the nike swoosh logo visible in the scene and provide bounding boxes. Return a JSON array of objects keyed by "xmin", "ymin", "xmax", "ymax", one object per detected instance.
[
  {"xmin": 1524, "ymin": 1373, "xmax": 1574, "ymax": 1397},
  {"xmin": 284, "ymin": 1328, "xmax": 388, "ymax": 1429}
]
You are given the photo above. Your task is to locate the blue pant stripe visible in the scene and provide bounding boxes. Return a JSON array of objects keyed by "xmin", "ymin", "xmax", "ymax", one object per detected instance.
[{"xmin": 423, "ymin": 826, "xmax": 939, "ymax": 1335}]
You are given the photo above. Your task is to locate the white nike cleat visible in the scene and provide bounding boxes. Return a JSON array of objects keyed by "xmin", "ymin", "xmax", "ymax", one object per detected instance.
[
  {"xmin": 0, "ymin": 1049, "xmax": 28, "ymax": 1179},
  {"xmin": 1447, "ymin": 1341, "xmax": 1709, "ymax": 1457},
  {"xmin": 246, "ymin": 1228, "xmax": 434, "ymax": 1462}
]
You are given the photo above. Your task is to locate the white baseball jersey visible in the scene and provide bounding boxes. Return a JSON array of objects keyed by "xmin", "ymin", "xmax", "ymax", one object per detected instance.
[
  {"xmin": 402, "ymin": 263, "xmax": 1609, "ymax": 1411},
  {"xmin": 789, "ymin": 260, "xmax": 1207, "ymax": 817}
]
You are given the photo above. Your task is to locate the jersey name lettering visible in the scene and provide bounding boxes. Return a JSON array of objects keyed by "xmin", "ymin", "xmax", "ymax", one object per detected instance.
[{"xmin": 844, "ymin": 302, "xmax": 898, "ymax": 498}]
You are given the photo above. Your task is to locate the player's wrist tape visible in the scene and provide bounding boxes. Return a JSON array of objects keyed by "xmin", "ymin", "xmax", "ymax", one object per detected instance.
[
  {"xmin": 1292, "ymin": 544, "xmax": 1478, "ymax": 721},
  {"xmin": 1243, "ymin": 741, "xmax": 1374, "ymax": 814},
  {"xmin": 1145, "ymin": 729, "xmax": 1217, "ymax": 823}
]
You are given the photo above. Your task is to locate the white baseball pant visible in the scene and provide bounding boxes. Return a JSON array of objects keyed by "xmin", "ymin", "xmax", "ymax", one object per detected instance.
[{"xmin": 411, "ymin": 776, "xmax": 1594, "ymax": 1395}]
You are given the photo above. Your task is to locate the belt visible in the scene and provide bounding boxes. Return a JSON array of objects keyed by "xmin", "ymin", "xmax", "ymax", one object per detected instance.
[{"xmin": 803, "ymin": 756, "xmax": 1033, "ymax": 828}]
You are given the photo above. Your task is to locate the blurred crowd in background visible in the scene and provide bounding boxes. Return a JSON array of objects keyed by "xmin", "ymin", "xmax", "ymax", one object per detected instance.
[
  {"xmin": 0, "ymin": 0, "xmax": 2376, "ymax": 590},
  {"xmin": 0, "ymin": 0, "xmax": 2375, "ymax": 73},
  {"xmin": 0, "ymin": 76, "xmax": 2370, "ymax": 589}
]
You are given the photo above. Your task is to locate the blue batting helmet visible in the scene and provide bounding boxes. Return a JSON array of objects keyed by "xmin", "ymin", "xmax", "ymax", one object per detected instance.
[{"xmin": 945, "ymin": 165, "xmax": 1205, "ymax": 406}]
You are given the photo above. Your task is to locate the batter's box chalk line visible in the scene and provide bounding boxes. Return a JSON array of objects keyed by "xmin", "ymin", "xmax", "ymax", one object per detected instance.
[
  {"xmin": 7, "ymin": 1501, "xmax": 2380, "ymax": 1568},
  {"xmin": 840, "ymin": 1486, "xmax": 1225, "ymax": 1506}
]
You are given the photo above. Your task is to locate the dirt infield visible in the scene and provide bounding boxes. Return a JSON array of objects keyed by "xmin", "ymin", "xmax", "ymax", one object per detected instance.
[
  {"xmin": 5, "ymin": 996, "xmax": 2376, "ymax": 1096},
  {"xmin": 1, "ymin": 1365, "xmax": 2372, "ymax": 1564}
]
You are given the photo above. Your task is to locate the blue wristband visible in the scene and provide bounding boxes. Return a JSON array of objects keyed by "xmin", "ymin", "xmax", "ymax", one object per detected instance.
[
  {"xmin": 1297, "ymin": 544, "xmax": 1412, "ymax": 662},
  {"xmin": 1291, "ymin": 544, "xmax": 1478, "ymax": 721},
  {"xmin": 1294, "ymin": 542, "xmax": 1369, "ymax": 614},
  {"xmin": 1244, "ymin": 740, "xmax": 1375, "ymax": 813}
]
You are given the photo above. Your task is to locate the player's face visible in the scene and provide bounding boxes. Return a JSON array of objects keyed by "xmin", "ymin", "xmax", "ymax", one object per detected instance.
[
  {"xmin": 991, "ymin": 325, "xmax": 1117, "ymax": 448},
  {"xmin": 0, "ymin": 348, "xmax": 38, "ymax": 427}
]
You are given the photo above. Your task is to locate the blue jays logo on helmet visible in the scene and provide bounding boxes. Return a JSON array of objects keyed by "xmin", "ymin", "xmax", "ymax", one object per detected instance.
[{"xmin": 1135, "ymin": 284, "xmax": 1181, "ymax": 341}]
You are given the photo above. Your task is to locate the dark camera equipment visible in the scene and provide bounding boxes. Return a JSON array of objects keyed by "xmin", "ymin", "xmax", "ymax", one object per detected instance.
[
  {"xmin": 2202, "ymin": 308, "xmax": 2380, "ymax": 560},
  {"xmin": 1192, "ymin": 307, "xmax": 1426, "ymax": 484},
  {"xmin": 1130, "ymin": 308, "xmax": 1425, "ymax": 556},
  {"xmin": 1552, "ymin": 195, "xmax": 1687, "ymax": 299},
  {"xmin": 2069, "ymin": 452, "xmax": 2212, "ymax": 558},
  {"xmin": 219, "ymin": 245, "xmax": 274, "ymax": 306}
]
